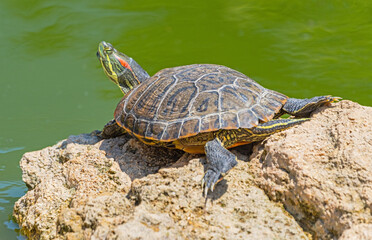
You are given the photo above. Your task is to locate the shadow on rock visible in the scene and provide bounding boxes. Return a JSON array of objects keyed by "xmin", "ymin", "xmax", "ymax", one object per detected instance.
[
  {"xmin": 207, "ymin": 179, "xmax": 228, "ymax": 201},
  {"xmin": 98, "ymin": 134, "xmax": 184, "ymax": 181}
]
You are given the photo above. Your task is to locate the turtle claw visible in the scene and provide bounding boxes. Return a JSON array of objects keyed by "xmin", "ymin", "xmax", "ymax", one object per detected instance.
[
  {"xmin": 202, "ymin": 169, "xmax": 222, "ymax": 197},
  {"xmin": 211, "ymin": 182, "xmax": 216, "ymax": 192},
  {"xmin": 204, "ymin": 183, "xmax": 208, "ymax": 197},
  {"xmin": 322, "ymin": 95, "xmax": 342, "ymax": 103},
  {"xmin": 330, "ymin": 96, "xmax": 342, "ymax": 103},
  {"xmin": 324, "ymin": 96, "xmax": 342, "ymax": 106}
]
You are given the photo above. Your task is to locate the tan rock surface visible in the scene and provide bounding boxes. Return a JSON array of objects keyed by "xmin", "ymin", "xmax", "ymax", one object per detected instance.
[
  {"xmin": 14, "ymin": 134, "xmax": 132, "ymax": 240},
  {"xmin": 13, "ymin": 100, "xmax": 372, "ymax": 239},
  {"xmin": 14, "ymin": 134, "xmax": 308, "ymax": 239},
  {"xmin": 248, "ymin": 100, "xmax": 372, "ymax": 239},
  {"xmin": 339, "ymin": 224, "xmax": 372, "ymax": 240}
]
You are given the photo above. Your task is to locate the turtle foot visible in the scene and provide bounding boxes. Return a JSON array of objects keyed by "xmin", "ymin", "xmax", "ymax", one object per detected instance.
[
  {"xmin": 202, "ymin": 169, "xmax": 223, "ymax": 197},
  {"xmin": 202, "ymin": 138, "xmax": 238, "ymax": 198},
  {"xmin": 100, "ymin": 119, "xmax": 127, "ymax": 139},
  {"xmin": 284, "ymin": 95, "xmax": 342, "ymax": 117}
]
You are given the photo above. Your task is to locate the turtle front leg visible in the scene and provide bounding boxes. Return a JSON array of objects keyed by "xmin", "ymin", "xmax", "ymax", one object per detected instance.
[
  {"xmin": 202, "ymin": 138, "xmax": 238, "ymax": 197},
  {"xmin": 100, "ymin": 119, "xmax": 127, "ymax": 139},
  {"xmin": 283, "ymin": 96, "xmax": 341, "ymax": 117}
]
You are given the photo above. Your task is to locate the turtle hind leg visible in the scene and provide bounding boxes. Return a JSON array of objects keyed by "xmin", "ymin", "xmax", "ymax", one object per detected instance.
[
  {"xmin": 202, "ymin": 138, "xmax": 238, "ymax": 197},
  {"xmin": 99, "ymin": 119, "xmax": 127, "ymax": 139},
  {"xmin": 283, "ymin": 96, "xmax": 341, "ymax": 117}
]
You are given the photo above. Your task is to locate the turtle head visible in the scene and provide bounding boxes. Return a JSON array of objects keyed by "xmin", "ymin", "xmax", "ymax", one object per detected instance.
[{"xmin": 97, "ymin": 41, "xmax": 150, "ymax": 94}]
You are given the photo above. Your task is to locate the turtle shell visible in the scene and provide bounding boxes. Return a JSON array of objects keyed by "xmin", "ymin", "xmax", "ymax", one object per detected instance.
[{"xmin": 114, "ymin": 64, "xmax": 288, "ymax": 142}]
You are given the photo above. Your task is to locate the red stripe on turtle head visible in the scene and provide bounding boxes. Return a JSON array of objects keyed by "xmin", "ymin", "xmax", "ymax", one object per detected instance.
[{"xmin": 117, "ymin": 56, "xmax": 132, "ymax": 71}]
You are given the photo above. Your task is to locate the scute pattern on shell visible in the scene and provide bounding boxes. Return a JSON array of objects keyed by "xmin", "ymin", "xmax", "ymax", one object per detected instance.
[{"xmin": 114, "ymin": 64, "xmax": 288, "ymax": 141}]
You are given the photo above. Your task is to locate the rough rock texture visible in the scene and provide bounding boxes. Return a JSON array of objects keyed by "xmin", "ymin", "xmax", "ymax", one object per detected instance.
[
  {"xmin": 248, "ymin": 100, "xmax": 372, "ymax": 239},
  {"xmin": 14, "ymin": 136, "xmax": 307, "ymax": 240},
  {"xmin": 339, "ymin": 224, "xmax": 372, "ymax": 240},
  {"xmin": 13, "ymin": 101, "xmax": 372, "ymax": 239},
  {"xmin": 14, "ymin": 135, "xmax": 132, "ymax": 239}
]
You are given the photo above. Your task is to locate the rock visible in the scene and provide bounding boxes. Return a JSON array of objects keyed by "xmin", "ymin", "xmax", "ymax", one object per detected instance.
[
  {"xmin": 339, "ymin": 224, "xmax": 372, "ymax": 240},
  {"xmin": 14, "ymin": 133, "xmax": 132, "ymax": 240},
  {"xmin": 13, "ymin": 101, "xmax": 372, "ymax": 239},
  {"xmin": 14, "ymin": 136, "xmax": 308, "ymax": 240},
  {"xmin": 248, "ymin": 100, "xmax": 372, "ymax": 239},
  {"xmin": 128, "ymin": 155, "xmax": 309, "ymax": 239}
]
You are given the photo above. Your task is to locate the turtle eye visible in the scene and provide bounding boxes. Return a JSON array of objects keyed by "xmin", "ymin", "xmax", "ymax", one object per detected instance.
[{"xmin": 104, "ymin": 47, "xmax": 113, "ymax": 54}]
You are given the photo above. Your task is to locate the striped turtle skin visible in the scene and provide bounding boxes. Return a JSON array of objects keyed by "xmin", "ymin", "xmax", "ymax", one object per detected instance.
[{"xmin": 114, "ymin": 64, "xmax": 288, "ymax": 142}]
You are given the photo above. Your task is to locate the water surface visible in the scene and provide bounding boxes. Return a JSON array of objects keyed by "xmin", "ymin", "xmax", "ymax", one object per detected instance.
[{"xmin": 1, "ymin": 0, "xmax": 371, "ymax": 238}]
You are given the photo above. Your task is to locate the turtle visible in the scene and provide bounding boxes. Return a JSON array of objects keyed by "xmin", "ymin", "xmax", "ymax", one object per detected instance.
[{"xmin": 96, "ymin": 41, "xmax": 340, "ymax": 196}]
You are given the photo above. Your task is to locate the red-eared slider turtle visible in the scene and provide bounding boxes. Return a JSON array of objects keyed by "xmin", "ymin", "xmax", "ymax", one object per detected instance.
[{"xmin": 97, "ymin": 41, "xmax": 340, "ymax": 196}]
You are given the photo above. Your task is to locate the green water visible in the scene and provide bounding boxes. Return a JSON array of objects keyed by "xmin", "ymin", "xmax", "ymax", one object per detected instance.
[{"xmin": 1, "ymin": 0, "xmax": 371, "ymax": 238}]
